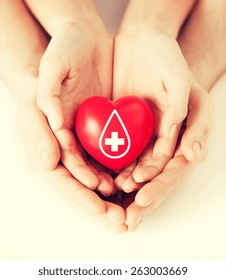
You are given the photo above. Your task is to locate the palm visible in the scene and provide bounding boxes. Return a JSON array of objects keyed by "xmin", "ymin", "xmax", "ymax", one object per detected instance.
[
  {"xmin": 38, "ymin": 25, "xmax": 114, "ymax": 193},
  {"xmin": 113, "ymin": 31, "xmax": 188, "ymax": 188},
  {"xmin": 50, "ymin": 28, "xmax": 112, "ymax": 128}
]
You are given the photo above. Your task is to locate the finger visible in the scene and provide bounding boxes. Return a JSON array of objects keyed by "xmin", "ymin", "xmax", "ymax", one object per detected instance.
[
  {"xmin": 126, "ymin": 197, "xmax": 168, "ymax": 231},
  {"xmin": 135, "ymin": 154, "xmax": 193, "ymax": 207},
  {"xmin": 114, "ymin": 161, "xmax": 137, "ymax": 191},
  {"xmin": 162, "ymin": 69, "xmax": 191, "ymax": 139},
  {"xmin": 37, "ymin": 49, "xmax": 65, "ymax": 131},
  {"xmin": 121, "ymin": 191, "xmax": 151, "ymax": 231},
  {"xmin": 96, "ymin": 172, "xmax": 115, "ymax": 197},
  {"xmin": 133, "ymin": 127, "xmax": 180, "ymax": 183},
  {"xmin": 40, "ymin": 164, "xmax": 106, "ymax": 216},
  {"xmin": 101, "ymin": 198, "xmax": 127, "ymax": 233},
  {"xmin": 16, "ymin": 102, "xmax": 60, "ymax": 170},
  {"xmin": 89, "ymin": 159, "xmax": 116, "ymax": 197},
  {"xmin": 55, "ymin": 127, "xmax": 99, "ymax": 190},
  {"xmin": 105, "ymin": 200, "xmax": 127, "ymax": 233},
  {"xmin": 181, "ymin": 84, "xmax": 215, "ymax": 162},
  {"xmin": 121, "ymin": 176, "xmax": 143, "ymax": 193},
  {"xmin": 110, "ymin": 223, "xmax": 127, "ymax": 233},
  {"xmin": 125, "ymin": 202, "xmax": 152, "ymax": 231}
]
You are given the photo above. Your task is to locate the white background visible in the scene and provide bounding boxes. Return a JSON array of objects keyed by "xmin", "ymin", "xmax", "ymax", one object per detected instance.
[{"xmin": 0, "ymin": 0, "xmax": 226, "ymax": 259}]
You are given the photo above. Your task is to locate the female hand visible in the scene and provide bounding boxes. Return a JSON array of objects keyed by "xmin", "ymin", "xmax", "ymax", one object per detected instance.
[
  {"xmin": 114, "ymin": 30, "xmax": 192, "ymax": 191},
  {"xmin": 37, "ymin": 22, "xmax": 115, "ymax": 195}
]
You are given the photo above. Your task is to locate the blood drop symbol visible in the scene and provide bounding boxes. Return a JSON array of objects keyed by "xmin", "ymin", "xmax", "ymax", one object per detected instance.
[{"xmin": 99, "ymin": 109, "xmax": 131, "ymax": 159}]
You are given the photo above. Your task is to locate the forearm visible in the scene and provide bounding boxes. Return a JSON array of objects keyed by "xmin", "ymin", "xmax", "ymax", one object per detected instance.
[
  {"xmin": 0, "ymin": 0, "xmax": 48, "ymax": 101},
  {"xmin": 118, "ymin": 0, "xmax": 197, "ymax": 38},
  {"xmin": 23, "ymin": 0, "xmax": 107, "ymax": 35},
  {"xmin": 179, "ymin": 0, "xmax": 226, "ymax": 91}
]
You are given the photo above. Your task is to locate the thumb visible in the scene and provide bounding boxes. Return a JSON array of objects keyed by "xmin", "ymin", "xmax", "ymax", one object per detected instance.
[
  {"xmin": 34, "ymin": 116, "xmax": 61, "ymax": 170},
  {"xmin": 37, "ymin": 51, "xmax": 65, "ymax": 132},
  {"xmin": 17, "ymin": 102, "xmax": 61, "ymax": 170},
  {"xmin": 181, "ymin": 84, "xmax": 214, "ymax": 162},
  {"xmin": 162, "ymin": 71, "xmax": 191, "ymax": 139}
]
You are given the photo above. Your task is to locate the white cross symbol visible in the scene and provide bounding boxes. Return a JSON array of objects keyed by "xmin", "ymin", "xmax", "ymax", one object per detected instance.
[{"xmin": 104, "ymin": 132, "xmax": 125, "ymax": 152}]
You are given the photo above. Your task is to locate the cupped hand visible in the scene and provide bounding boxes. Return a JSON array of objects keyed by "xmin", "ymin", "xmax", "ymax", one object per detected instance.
[
  {"xmin": 120, "ymin": 83, "xmax": 214, "ymax": 231},
  {"xmin": 113, "ymin": 30, "xmax": 192, "ymax": 190},
  {"xmin": 37, "ymin": 22, "xmax": 115, "ymax": 195},
  {"xmin": 16, "ymin": 86, "xmax": 127, "ymax": 233}
]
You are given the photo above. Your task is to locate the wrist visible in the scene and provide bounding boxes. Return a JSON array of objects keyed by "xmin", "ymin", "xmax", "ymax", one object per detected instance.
[
  {"xmin": 118, "ymin": 0, "xmax": 197, "ymax": 38},
  {"xmin": 51, "ymin": 20, "xmax": 110, "ymax": 41},
  {"xmin": 118, "ymin": 20, "xmax": 178, "ymax": 38},
  {"xmin": 24, "ymin": 0, "xmax": 108, "ymax": 36},
  {"xmin": 51, "ymin": 15, "xmax": 109, "ymax": 37}
]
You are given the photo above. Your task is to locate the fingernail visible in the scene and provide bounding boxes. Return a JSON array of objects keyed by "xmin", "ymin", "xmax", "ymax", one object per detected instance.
[
  {"xmin": 193, "ymin": 142, "xmax": 201, "ymax": 160},
  {"xmin": 136, "ymin": 197, "xmax": 153, "ymax": 207},
  {"xmin": 48, "ymin": 115, "xmax": 58, "ymax": 131},
  {"xmin": 40, "ymin": 149, "xmax": 49, "ymax": 169},
  {"xmin": 133, "ymin": 170, "xmax": 146, "ymax": 183},
  {"xmin": 168, "ymin": 124, "xmax": 177, "ymax": 140},
  {"xmin": 133, "ymin": 173, "xmax": 142, "ymax": 183},
  {"xmin": 131, "ymin": 216, "xmax": 142, "ymax": 226},
  {"xmin": 133, "ymin": 177, "xmax": 144, "ymax": 184},
  {"xmin": 123, "ymin": 186, "xmax": 134, "ymax": 193},
  {"xmin": 122, "ymin": 179, "xmax": 134, "ymax": 192},
  {"xmin": 128, "ymin": 226, "xmax": 138, "ymax": 232},
  {"xmin": 128, "ymin": 218, "xmax": 143, "ymax": 232}
]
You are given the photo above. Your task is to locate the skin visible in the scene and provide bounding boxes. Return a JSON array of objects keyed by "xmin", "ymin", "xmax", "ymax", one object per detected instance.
[
  {"xmin": 0, "ymin": 0, "xmax": 126, "ymax": 233},
  {"xmin": 123, "ymin": 82, "xmax": 214, "ymax": 231},
  {"xmin": 0, "ymin": 0, "xmax": 220, "ymax": 232},
  {"xmin": 113, "ymin": 0, "xmax": 198, "ymax": 192},
  {"xmin": 23, "ymin": 0, "xmax": 116, "ymax": 196},
  {"xmin": 122, "ymin": 0, "xmax": 222, "ymax": 232}
]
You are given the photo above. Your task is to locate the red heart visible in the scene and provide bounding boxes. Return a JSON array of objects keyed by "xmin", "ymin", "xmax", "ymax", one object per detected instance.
[{"xmin": 75, "ymin": 96, "xmax": 154, "ymax": 170}]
